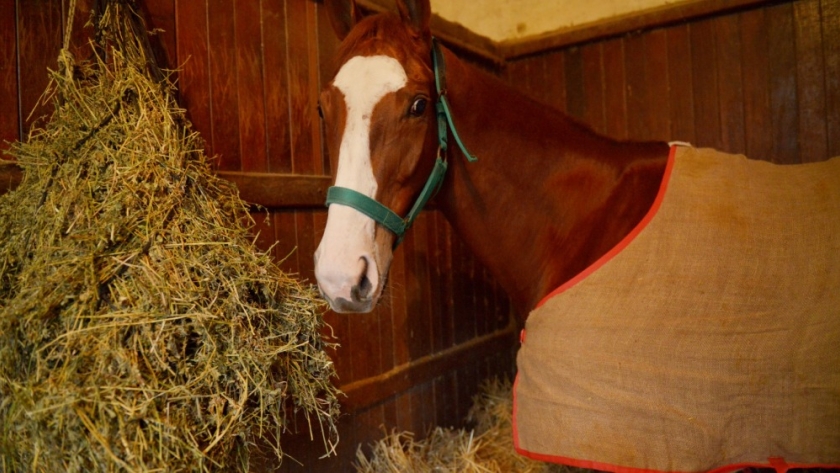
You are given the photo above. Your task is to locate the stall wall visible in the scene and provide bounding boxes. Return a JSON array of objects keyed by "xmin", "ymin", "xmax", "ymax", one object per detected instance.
[
  {"xmin": 0, "ymin": 1, "xmax": 516, "ymax": 472},
  {"xmin": 502, "ymin": 0, "xmax": 839, "ymax": 165}
]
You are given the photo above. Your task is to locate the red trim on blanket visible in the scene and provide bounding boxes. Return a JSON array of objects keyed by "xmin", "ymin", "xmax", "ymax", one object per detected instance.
[
  {"xmin": 513, "ymin": 144, "xmax": 840, "ymax": 473},
  {"xmin": 534, "ymin": 145, "xmax": 678, "ymax": 309}
]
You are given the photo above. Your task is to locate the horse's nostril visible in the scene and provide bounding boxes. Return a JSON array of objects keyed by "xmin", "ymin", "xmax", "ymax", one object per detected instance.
[
  {"xmin": 355, "ymin": 274, "xmax": 372, "ymax": 300},
  {"xmin": 352, "ymin": 256, "xmax": 374, "ymax": 301}
]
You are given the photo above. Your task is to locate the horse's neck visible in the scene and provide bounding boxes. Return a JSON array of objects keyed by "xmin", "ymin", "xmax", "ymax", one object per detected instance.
[{"xmin": 436, "ymin": 50, "xmax": 669, "ymax": 316}]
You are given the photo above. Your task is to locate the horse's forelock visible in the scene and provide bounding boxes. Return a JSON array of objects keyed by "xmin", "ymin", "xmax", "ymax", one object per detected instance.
[{"xmin": 334, "ymin": 13, "xmax": 430, "ymax": 79}]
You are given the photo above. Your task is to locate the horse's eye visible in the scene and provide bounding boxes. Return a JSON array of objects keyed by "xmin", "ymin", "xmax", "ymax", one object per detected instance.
[{"xmin": 409, "ymin": 97, "xmax": 427, "ymax": 117}]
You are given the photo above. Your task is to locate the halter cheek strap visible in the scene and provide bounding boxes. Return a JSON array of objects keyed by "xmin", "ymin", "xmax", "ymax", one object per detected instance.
[{"xmin": 325, "ymin": 38, "xmax": 476, "ymax": 248}]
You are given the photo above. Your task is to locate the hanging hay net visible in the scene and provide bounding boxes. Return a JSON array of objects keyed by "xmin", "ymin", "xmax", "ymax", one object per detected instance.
[
  {"xmin": 354, "ymin": 378, "xmax": 584, "ymax": 473},
  {"xmin": 0, "ymin": 2, "xmax": 340, "ymax": 471}
]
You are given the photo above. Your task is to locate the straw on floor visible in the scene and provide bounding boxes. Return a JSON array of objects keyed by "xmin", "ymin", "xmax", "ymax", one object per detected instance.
[
  {"xmin": 0, "ymin": 2, "xmax": 339, "ymax": 472},
  {"xmin": 354, "ymin": 378, "xmax": 584, "ymax": 473}
]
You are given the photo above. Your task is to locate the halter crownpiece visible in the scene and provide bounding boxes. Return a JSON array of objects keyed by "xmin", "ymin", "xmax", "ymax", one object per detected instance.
[{"xmin": 325, "ymin": 38, "xmax": 477, "ymax": 247}]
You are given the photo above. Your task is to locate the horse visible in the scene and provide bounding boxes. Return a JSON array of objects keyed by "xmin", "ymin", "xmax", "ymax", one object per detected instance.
[
  {"xmin": 312, "ymin": 1, "xmax": 840, "ymax": 472},
  {"xmin": 313, "ymin": 0, "xmax": 668, "ymax": 316}
]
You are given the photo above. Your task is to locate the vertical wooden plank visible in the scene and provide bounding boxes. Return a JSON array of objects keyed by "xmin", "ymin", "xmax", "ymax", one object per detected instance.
[
  {"xmin": 529, "ymin": 54, "xmax": 551, "ymax": 107},
  {"xmin": 504, "ymin": 57, "xmax": 532, "ymax": 99},
  {"xmin": 394, "ymin": 390, "xmax": 413, "ymax": 432},
  {"xmin": 286, "ymin": 0, "xmax": 317, "ymax": 174},
  {"xmin": 263, "ymin": 0, "xmax": 292, "ymax": 173},
  {"xmin": 602, "ymin": 38, "xmax": 627, "ymax": 140},
  {"xmin": 207, "ymin": 0, "xmax": 240, "ymax": 170},
  {"xmin": 794, "ymin": 0, "xmax": 828, "ymax": 163},
  {"xmin": 542, "ymin": 50, "xmax": 566, "ymax": 113},
  {"xmin": 564, "ymin": 46, "xmax": 585, "ymax": 121},
  {"xmin": 305, "ymin": 2, "xmax": 323, "ymax": 175},
  {"xmin": 624, "ymin": 34, "xmax": 649, "ymax": 140},
  {"xmin": 825, "ymin": 0, "xmax": 840, "ymax": 158},
  {"xmin": 434, "ymin": 373, "xmax": 459, "ymax": 427},
  {"xmin": 767, "ymin": 2, "xmax": 799, "ymax": 164},
  {"xmin": 354, "ymin": 404, "xmax": 385, "ymax": 461},
  {"xmin": 400, "ymin": 229, "xmax": 424, "ymax": 360},
  {"xmin": 690, "ymin": 18, "xmax": 721, "ymax": 150},
  {"xmin": 294, "ymin": 211, "xmax": 317, "ymax": 285},
  {"xmin": 142, "ymin": 0, "xmax": 178, "ymax": 71},
  {"xmin": 348, "ymin": 311, "xmax": 382, "ymax": 382},
  {"xmin": 316, "ymin": 3, "xmax": 341, "ymax": 176},
  {"xmin": 175, "ymin": 0, "xmax": 213, "ymax": 159},
  {"xmin": 666, "ymin": 24, "xmax": 695, "ymax": 144},
  {"xmin": 388, "ymin": 233, "xmax": 410, "ymax": 366},
  {"xmin": 411, "ymin": 214, "xmax": 433, "ymax": 355},
  {"xmin": 235, "ymin": 0, "xmax": 268, "ymax": 172},
  {"xmin": 64, "ymin": 0, "xmax": 94, "ymax": 63},
  {"xmin": 410, "ymin": 382, "xmax": 435, "ymax": 435},
  {"xmin": 715, "ymin": 15, "xmax": 746, "ymax": 154},
  {"xmin": 643, "ymin": 29, "xmax": 671, "ymax": 141},
  {"xmin": 0, "ymin": 0, "xmax": 18, "ymax": 153},
  {"xmin": 273, "ymin": 210, "xmax": 300, "ymax": 276},
  {"xmin": 441, "ymin": 216, "xmax": 456, "ymax": 349},
  {"xmin": 452, "ymin": 233, "xmax": 476, "ymax": 345},
  {"xmin": 250, "ymin": 210, "xmax": 277, "ymax": 255},
  {"xmin": 740, "ymin": 7, "xmax": 773, "ymax": 160},
  {"xmin": 17, "ymin": 0, "xmax": 63, "ymax": 136},
  {"xmin": 581, "ymin": 42, "xmax": 605, "ymax": 134},
  {"xmin": 427, "ymin": 211, "xmax": 446, "ymax": 353}
]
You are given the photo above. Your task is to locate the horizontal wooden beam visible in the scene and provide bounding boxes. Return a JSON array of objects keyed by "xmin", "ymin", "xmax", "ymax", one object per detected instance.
[
  {"xmin": 216, "ymin": 171, "xmax": 331, "ymax": 208},
  {"xmin": 500, "ymin": 0, "xmax": 773, "ymax": 59},
  {"xmin": 339, "ymin": 317, "xmax": 519, "ymax": 412},
  {"xmin": 0, "ymin": 164, "xmax": 332, "ymax": 209}
]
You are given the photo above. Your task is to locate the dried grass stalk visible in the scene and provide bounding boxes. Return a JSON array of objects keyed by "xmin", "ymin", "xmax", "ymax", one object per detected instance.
[
  {"xmin": 355, "ymin": 378, "xmax": 587, "ymax": 473},
  {"xmin": 0, "ymin": 3, "xmax": 339, "ymax": 472}
]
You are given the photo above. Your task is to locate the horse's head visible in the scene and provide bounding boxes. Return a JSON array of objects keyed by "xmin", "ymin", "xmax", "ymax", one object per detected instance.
[{"xmin": 314, "ymin": 0, "xmax": 439, "ymax": 313}]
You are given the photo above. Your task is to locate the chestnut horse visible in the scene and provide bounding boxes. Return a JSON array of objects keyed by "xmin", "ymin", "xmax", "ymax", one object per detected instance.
[{"xmin": 313, "ymin": 0, "xmax": 668, "ymax": 316}]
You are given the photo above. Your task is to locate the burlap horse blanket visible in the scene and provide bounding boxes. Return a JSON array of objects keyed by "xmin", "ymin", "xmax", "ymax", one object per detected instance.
[{"xmin": 513, "ymin": 146, "xmax": 840, "ymax": 473}]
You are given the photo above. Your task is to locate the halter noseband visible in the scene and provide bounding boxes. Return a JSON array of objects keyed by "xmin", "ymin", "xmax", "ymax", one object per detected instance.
[{"xmin": 325, "ymin": 38, "xmax": 477, "ymax": 248}]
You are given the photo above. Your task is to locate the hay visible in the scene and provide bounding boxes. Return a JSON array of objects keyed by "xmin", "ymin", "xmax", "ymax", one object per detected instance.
[
  {"xmin": 354, "ymin": 379, "xmax": 584, "ymax": 473},
  {"xmin": 0, "ymin": 2, "xmax": 339, "ymax": 472}
]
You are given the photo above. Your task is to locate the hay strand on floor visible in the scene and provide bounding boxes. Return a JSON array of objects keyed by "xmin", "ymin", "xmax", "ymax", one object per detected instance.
[
  {"xmin": 0, "ymin": 2, "xmax": 339, "ymax": 472},
  {"xmin": 354, "ymin": 378, "xmax": 583, "ymax": 473}
]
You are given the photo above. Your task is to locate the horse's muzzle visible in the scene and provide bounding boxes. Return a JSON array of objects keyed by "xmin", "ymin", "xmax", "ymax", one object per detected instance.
[{"xmin": 314, "ymin": 252, "xmax": 379, "ymax": 313}]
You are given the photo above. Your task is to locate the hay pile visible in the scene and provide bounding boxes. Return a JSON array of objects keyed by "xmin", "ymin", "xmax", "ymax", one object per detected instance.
[
  {"xmin": 0, "ymin": 2, "xmax": 339, "ymax": 472},
  {"xmin": 355, "ymin": 379, "xmax": 582, "ymax": 473}
]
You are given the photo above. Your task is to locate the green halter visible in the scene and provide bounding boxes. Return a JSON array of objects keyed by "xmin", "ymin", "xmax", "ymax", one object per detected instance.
[{"xmin": 325, "ymin": 38, "xmax": 477, "ymax": 247}]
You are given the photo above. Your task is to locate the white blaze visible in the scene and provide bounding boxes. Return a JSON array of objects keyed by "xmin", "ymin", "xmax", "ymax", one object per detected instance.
[
  {"xmin": 315, "ymin": 55, "xmax": 407, "ymax": 311},
  {"xmin": 333, "ymin": 55, "xmax": 407, "ymax": 197}
]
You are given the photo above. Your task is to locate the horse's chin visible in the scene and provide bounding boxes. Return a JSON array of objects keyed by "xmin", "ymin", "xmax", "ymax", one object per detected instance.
[{"xmin": 325, "ymin": 296, "xmax": 377, "ymax": 314}]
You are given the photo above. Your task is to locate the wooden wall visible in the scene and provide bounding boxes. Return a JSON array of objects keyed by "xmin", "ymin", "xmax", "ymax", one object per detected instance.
[
  {"xmin": 1, "ymin": 0, "xmax": 838, "ymax": 471},
  {"xmin": 502, "ymin": 0, "xmax": 840, "ymax": 165},
  {"xmin": 0, "ymin": 1, "xmax": 516, "ymax": 472}
]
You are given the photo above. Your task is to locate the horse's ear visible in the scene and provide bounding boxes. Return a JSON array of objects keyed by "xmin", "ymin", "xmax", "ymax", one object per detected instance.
[
  {"xmin": 324, "ymin": 0, "xmax": 362, "ymax": 41},
  {"xmin": 396, "ymin": 0, "xmax": 431, "ymax": 38}
]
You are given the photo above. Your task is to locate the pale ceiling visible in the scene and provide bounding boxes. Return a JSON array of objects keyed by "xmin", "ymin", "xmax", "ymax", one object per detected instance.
[{"xmin": 431, "ymin": 0, "xmax": 691, "ymax": 42}]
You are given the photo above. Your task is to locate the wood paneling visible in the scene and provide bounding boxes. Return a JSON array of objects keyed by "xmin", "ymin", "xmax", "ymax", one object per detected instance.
[
  {"xmin": 504, "ymin": 0, "xmax": 838, "ymax": 166},
  {"xmin": 500, "ymin": 0, "xmax": 773, "ymax": 59},
  {"xmin": 0, "ymin": 0, "xmax": 18, "ymax": 155}
]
